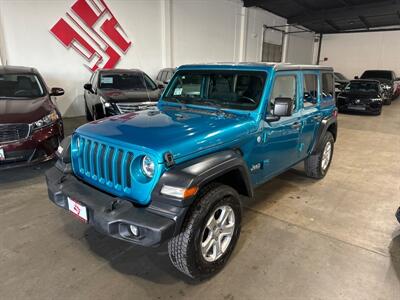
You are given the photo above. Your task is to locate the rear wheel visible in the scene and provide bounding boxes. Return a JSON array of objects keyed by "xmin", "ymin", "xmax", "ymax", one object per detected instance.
[
  {"xmin": 305, "ymin": 132, "xmax": 334, "ymax": 179},
  {"xmin": 168, "ymin": 184, "xmax": 241, "ymax": 280}
]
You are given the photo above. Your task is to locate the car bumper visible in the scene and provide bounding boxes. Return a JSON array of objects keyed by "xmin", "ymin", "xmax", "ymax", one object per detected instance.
[
  {"xmin": 0, "ymin": 121, "xmax": 63, "ymax": 170},
  {"xmin": 396, "ymin": 207, "xmax": 400, "ymax": 224},
  {"xmin": 45, "ymin": 166, "xmax": 184, "ymax": 247},
  {"xmin": 338, "ymin": 103, "xmax": 382, "ymax": 114}
]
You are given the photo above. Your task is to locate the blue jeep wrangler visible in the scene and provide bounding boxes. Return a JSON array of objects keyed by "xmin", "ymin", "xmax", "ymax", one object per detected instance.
[{"xmin": 46, "ymin": 63, "xmax": 337, "ymax": 279}]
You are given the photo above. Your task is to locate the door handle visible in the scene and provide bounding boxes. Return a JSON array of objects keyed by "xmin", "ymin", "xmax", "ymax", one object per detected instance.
[
  {"xmin": 313, "ymin": 116, "xmax": 322, "ymax": 121},
  {"xmin": 292, "ymin": 122, "xmax": 301, "ymax": 129}
]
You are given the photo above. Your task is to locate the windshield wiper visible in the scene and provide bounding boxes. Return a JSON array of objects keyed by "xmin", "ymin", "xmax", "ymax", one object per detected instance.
[{"xmin": 163, "ymin": 97, "xmax": 187, "ymax": 109}]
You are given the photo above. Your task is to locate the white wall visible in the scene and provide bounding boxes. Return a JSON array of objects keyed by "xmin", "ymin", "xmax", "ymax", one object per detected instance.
[
  {"xmin": 0, "ymin": 0, "xmax": 315, "ymax": 117},
  {"xmin": 319, "ymin": 31, "xmax": 400, "ymax": 79},
  {"xmin": 286, "ymin": 26, "xmax": 314, "ymax": 64}
]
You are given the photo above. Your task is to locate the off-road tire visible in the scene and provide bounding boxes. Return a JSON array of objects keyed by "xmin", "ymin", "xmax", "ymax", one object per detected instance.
[
  {"xmin": 168, "ymin": 183, "xmax": 242, "ymax": 280},
  {"xmin": 384, "ymin": 98, "xmax": 392, "ymax": 105},
  {"xmin": 304, "ymin": 132, "xmax": 334, "ymax": 179}
]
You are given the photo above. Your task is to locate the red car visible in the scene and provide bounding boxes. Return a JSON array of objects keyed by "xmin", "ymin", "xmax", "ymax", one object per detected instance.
[{"xmin": 0, "ymin": 66, "xmax": 64, "ymax": 170}]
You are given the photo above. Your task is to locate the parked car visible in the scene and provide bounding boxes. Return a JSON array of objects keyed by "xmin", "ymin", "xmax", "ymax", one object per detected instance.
[
  {"xmin": 336, "ymin": 80, "xmax": 383, "ymax": 115},
  {"xmin": 356, "ymin": 70, "xmax": 400, "ymax": 104},
  {"xmin": 154, "ymin": 68, "xmax": 176, "ymax": 88},
  {"xmin": 334, "ymin": 72, "xmax": 349, "ymax": 96},
  {"xmin": 83, "ymin": 69, "xmax": 162, "ymax": 120},
  {"xmin": 46, "ymin": 63, "xmax": 337, "ymax": 279},
  {"xmin": 0, "ymin": 66, "xmax": 64, "ymax": 170}
]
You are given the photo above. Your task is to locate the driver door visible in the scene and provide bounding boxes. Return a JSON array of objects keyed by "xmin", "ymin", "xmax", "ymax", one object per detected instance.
[{"xmin": 253, "ymin": 72, "xmax": 302, "ymax": 185}]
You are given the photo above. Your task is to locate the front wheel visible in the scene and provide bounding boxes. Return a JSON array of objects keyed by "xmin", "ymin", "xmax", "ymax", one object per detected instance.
[
  {"xmin": 168, "ymin": 184, "xmax": 242, "ymax": 280},
  {"xmin": 304, "ymin": 132, "xmax": 334, "ymax": 179}
]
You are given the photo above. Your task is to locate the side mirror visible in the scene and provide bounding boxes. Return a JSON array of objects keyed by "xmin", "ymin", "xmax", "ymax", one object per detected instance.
[
  {"xmin": 84, "ymin": 83, "xmax": 94, "ymax": 93},
  {"xmin": 157, "ymin": 84, "xmax": 165, "ymax": 89},
  {"xmin": 50, "ymin": 87, "xmax": 64, "ymax": 96},
  {"xmin": 354, "ymin": 76, "xmax": 359, "ymax": 79},
  {"xmin": 273, "ymin": 97, "xmax": 294, "ymax": 117}
]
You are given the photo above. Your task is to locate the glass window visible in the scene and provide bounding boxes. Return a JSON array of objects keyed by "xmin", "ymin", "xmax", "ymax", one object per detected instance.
[
  {"xmin": 344, "ymin": 81, "xmax": 379, "ymax": 93},
  {"xmin": 0, "ymin": 74, "xmax": 45, "ymax": 98},
  {"xmin": 269, "ymin": 75, "xmax": 297, "ymax": 112},
  {"xmin": 303, "ymin": 74, "xmax": 318, "ymax": 107},
  {"xmin": 322, "ymin": 73, "xmax": 334, "ymax": 99},
  {"xmin": 163, "ymin": 71, "xmax": 266, "ymax": 111},
  {"xmin": 160, "ymin": 71, "xmax": 167, "ymax": 82},
  {"xmin": 156, "ymin": 71, "xmax": 162, "ymax": 81},
  {"xmin": 99, "ymin": 72, "xmax": 156, "ymax": 90},
  {"xmin": 361, "ymin": 70, "xmax": 392, "ymax": 80}
]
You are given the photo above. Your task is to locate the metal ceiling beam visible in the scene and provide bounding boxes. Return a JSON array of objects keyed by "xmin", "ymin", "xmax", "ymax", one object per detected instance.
[
  {"xmin": 289, "ymin": 1, "xmax": 400, "ymax": 24},
  {"xmin": 324, "ymin": 26, "xmax": 400, "ymax": 34},
  {"xmin": 325, "ymin": 20, "xmax": 340, "ymax": 32}
]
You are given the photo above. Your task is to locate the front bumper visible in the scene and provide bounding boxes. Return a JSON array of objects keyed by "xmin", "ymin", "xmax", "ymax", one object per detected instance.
[
  {"xmin": 0, "ymin": 121, "xmax": 63, "ymax": 170},
  {"xmin": 46, "ymin": 166, "xmax": 186, "ymax": 247},
  {"xmin": 337, "ymin": 102, "xmax": 382, "ymax": 114},
  {"xmin": 396, "ymin": 207, "xmax": 400, "ymax": 224}
]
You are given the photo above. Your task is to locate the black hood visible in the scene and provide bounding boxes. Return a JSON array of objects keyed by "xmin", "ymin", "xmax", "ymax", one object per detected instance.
[{"xmin": 99, "ymin": 89, "xmax": 161, "ymax": 103}]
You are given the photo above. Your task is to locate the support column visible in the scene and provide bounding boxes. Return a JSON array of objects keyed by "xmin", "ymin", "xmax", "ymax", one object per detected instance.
[
  {"xmin": 161, "ymin": 0, "xmax": 172, "ymax": 67},
  {"xmin": 0, "ymin": 5, "xmax": 7, "ymax": 65},
  {"xmin": 281, "ymin": 24, "xmax": 290, "ymax": 63},
  {"xmin": 238, "ymin": 7, "xmax": 248, "ymax": 62}
]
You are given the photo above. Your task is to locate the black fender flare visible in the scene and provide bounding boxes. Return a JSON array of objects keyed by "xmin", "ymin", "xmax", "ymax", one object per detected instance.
[
  {"xmin": 311, "ymin": 115, "xmax": 337, "ymax": 154},
  {"xmin": 150, "ymin": 150, "xmax": 253, "ymax": 209}
]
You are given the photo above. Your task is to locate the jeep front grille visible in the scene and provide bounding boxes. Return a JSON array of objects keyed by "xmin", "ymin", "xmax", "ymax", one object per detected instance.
[
  {"xmin": 0, "ymin": 123, "xmax": 30, "ymax": 144},
  {"xmin": 116, "ymin": 102, "xmax": 157, "ymax": 114},
  {"xmin": 74, "ymin": 136, "xmax": 134, "ymax": 192}
]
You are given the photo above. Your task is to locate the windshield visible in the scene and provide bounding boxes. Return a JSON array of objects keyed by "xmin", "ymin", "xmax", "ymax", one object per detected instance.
[
  {"xmin": 99, "ymin": 73, "xmax": 157, "ymax": 90},
  {"xmin": 334, "ymin": 72, "xmax": 348, "ymax": 81},
  {"xmin": 0, "ymin": 74, "xmax": 45, "ymax": 98},
  {"xmin": 361, "ymin": 71, "xmax": 392, "ymax": 80},
  {"xmin": 345, "ymin": 81, "xmax": 379, "ymax": 93},
  {"xmin": 163, "ymin": 70, "xmax": 266, "ymax": 110}
]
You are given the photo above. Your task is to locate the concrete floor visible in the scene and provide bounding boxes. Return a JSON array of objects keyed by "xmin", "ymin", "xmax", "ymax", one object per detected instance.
[{"xmin": 1, "ymin": 101, "xmax": 399, "ymax": 300}]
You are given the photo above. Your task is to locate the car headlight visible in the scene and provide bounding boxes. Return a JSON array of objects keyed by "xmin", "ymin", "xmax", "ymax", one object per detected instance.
[
  {"xmin": 31, "ymin": 110, "xmax": 59, "ymax": 130},
  {"xmin": 100, "ymin": 96, "xmax": 111, "ymax": 108},
  {"xmin": 371, "ymin": 98, "xmax": 382, "ymax": 102},
  {"xmin": 141, "ymin": 155, "xmax": 155, "ymax": 178},
  {"xmin": 381, "ymin": 84, "xmax": 391, "ymax": 90}
]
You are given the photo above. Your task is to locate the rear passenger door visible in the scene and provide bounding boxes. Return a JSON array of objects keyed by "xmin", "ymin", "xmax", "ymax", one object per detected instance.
[{"xmin": 300, "ymin": 72, "xmax": 322, "ymax": 157}]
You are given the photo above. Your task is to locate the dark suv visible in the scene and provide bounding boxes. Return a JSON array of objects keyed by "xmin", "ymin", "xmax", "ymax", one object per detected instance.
[
  {"xmin": 84, "ymin": 69, "xmax": 163, "ymax": 120},
  {"xmin": 357, "ymin": 70, "xmax": 400, "ymax": 104},
  {"xmin": 0, "ymin": 66, "xmax": 64, "ymax": 169}
]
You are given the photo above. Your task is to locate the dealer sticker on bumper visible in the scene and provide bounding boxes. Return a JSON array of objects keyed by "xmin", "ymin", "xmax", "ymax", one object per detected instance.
[
  {"xmin": 0, "ymin": 148, "xmax": 5, "ymax": 161},
  {"xmin": 67, "ymin": 197, "xmax": 88, "ymax": 223}
]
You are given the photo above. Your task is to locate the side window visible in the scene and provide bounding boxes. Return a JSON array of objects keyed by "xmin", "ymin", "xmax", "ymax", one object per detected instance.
[
  {"xmin": 92, "ymin": 71, "xmax": 99, "ymax": 89},
  {"xmin": 321, "ymin": 73, "xmax": 334, "ymax": 99},
  {"xmin": 156, "ymin": 71, "xmax": 162, "ymax": 81},
  {"xmin": 303, "ymin": 74, "xmax": 318, "ymax": 107},
  {"xmin": 160, "ymin": 71, "xmax": 167, "ymax": 82},
  {"xmin": 89, "ymin": 72, "xmax": 95, "ymax": 85},
  {"xmin": 270, "ymin": 75, "xmax": 297, "ymax": 113}
]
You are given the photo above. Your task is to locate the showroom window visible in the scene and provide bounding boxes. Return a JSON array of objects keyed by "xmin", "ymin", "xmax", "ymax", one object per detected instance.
[
  {"xmin": 269, "ymin": 75, "xmax": 297, "ymax": 113},
  {"xmin": 321, "ymin": 73, "xmax": 334, "ymax": 100},
  {"xmin": 303, "ymin": 74, "xmax": 318, "ymax": 107}
]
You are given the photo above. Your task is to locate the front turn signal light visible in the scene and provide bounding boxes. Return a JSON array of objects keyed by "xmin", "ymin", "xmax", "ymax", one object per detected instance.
[{"xmin": 160, "ymin": 185, "xmax": 199, "ymax": 199}]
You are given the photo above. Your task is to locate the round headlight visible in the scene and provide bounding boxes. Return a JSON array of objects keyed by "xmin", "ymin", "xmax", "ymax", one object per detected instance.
[{"xmin": 141, "ymin": 156, "xmax": 155, "ymax": 178}]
